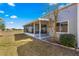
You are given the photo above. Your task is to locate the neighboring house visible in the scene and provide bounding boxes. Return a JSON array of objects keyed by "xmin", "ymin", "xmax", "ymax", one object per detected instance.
[{"xmin": 24, "ymin": 3, "xmax": 79, "ymax": 48}]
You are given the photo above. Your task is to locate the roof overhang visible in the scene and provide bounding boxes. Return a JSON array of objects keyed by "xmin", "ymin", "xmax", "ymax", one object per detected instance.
[{"xmin": 24, "ymin": 18, "xmax": 49, "ymax": 26}]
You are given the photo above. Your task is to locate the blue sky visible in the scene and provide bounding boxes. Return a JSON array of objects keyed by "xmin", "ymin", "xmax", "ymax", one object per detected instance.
[{"xmin": 0, "ymin": 3, "xmax": 68, "ymax": 29}]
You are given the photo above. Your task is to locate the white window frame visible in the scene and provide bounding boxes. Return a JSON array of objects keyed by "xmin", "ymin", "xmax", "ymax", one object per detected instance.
[{"xmin": 56, "ymin": 20, "xmax": 69, "ymax": 34}]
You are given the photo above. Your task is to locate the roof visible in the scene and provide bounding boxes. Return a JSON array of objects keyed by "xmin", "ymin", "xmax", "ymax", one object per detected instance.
[
  {"xmin": 24, "ymin": 3, "xmax": 77, "ymax": 26},
  {"xmin": 24, "ymin": 18, "xmax": 49, "ymax": 26},
  {"xmin": 43, "ymin": 3, "xmax": 76, "ymax": 18}
]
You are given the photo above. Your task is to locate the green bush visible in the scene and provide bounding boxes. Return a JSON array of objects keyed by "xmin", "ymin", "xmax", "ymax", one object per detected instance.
[{"xmin": 60, "ymin": 34, "xmax": 76, "ymax": 47}]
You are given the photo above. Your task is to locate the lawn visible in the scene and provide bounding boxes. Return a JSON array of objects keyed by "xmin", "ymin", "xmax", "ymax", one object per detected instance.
[
  {"xmin": 17, "ymin": 39, "xmax": 78, "ymax": 56},
  {"xmin": 0, "ymin": 30, "xmax": 32, "ymax": 56},
  {"xmin": 0, "ymin": 30, "xmax": 78, "ymax": 56}
]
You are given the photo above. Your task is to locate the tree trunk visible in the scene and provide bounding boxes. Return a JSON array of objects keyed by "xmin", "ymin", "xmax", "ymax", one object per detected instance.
[
  {"xmin": 53, "ymin": 10, "xmax": 58, "ymax": 42},
  {"xmin": 53, "ymin": 20, "xmax": 57, "ymax": 42}
]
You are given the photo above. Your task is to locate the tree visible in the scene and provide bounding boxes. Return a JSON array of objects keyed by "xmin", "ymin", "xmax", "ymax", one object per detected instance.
[
  {"xmin": 53, "ymin": 9, "xmax": 58, "ymax": 42},
  {"xmin": 48, "ymin": 3, "xmax": 58, "ymax": 42},
  {"xmin": 0, "ymin": 18, "xmax": 5, "ymax": 31}
]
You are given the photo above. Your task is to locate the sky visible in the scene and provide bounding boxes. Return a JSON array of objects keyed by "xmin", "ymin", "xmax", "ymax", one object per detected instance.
[{"xmin": 0, "ymin": 3, "xmax": 69, "ymax": 29}]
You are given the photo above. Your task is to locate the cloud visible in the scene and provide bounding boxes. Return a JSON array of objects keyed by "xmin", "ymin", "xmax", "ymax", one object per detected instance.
[
  {"xmin": 5, "ymin": 15, "xmax": 9, "ymax": 17},
  {"xmin": 6, "ymin": 21, "xmax": 14, "ymax": 25},
  {"xmin": 0, "ymin": 10, "xmax": 4, "ymax": 14},
  {"xmin": 58, "ymin": 4, "xmax": 71, "ymax": 9},
  {"xmin": 66, "ymin": 3, "xmax": 72, "ymax": 6},
  {"xmin": 49, "ymin": 3, "xmax": 57, "ymax": 6},
  {"xmin": 9, "ymin": 22, "xmax": 14, "ymax": 24},
  {"xmin": 8, "ymin": 3, "xmax": 15, "ymax": 7},
  {"xmin": 58, "ymin": 5, "xmax": 65, "ymax": 9},
  {"xmin": 42, "ymin": 12, "xmax": 46, "ymax": 15},
  {"xmin": 10, "ymin": 15, "xmax": 18, "ymax": 19}
]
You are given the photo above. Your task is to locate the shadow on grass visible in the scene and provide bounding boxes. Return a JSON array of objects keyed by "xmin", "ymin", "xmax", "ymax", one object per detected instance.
[{"xmin": 14, "ymin": 33, "xmax": 32, "ymax": 41}]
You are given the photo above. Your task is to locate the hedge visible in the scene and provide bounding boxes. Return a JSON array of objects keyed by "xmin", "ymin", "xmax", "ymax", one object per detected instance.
[{"xmin": 60, "ymin": 34, "xmax": 76, "ymax": 47}]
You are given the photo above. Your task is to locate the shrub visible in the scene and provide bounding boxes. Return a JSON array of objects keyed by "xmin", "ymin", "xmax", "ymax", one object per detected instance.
[{"xmin": 60, "ymin": 34, "xmax": 76, "ymax": 47}]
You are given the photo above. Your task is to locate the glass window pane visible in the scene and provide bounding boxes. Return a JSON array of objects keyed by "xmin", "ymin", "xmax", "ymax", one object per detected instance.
[
  {"xmin": 41, "ymin": 25, "xmax": 47, "ymax": 34},
  {"xmin": 56, "ymin": 23, "xmax": 60, "ymax": 32},
  {"xmin": 61, "ymin": 22, "xmax": 68, "ymax": 32}
]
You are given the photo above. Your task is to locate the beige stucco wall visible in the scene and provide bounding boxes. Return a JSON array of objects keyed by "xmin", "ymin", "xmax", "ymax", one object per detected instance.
[
  {"xmin": 58, "ymin": 4, "xmax": 77, "ymax": 36},
  {"xmin": 77, "ymin": 4, "xmax": 79, "ymax": 48},
  {"xmin": 46, "ymin": 4, "xmax": 77, "ymax": 39}
]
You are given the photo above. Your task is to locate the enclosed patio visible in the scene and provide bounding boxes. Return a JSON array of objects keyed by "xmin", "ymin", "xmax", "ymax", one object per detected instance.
[{"xmin": 24, "ymin": 19, "xmax": 52, "ymax": 39}]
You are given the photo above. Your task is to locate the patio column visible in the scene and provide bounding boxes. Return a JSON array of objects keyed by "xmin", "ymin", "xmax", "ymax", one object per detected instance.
[
  {"xmin": 39, "ymin": 20, "xmax": 41, "ymax": 39},
  {"xmin": 33, "ymin": 23, "xmax": 35, "ymax": 37}
]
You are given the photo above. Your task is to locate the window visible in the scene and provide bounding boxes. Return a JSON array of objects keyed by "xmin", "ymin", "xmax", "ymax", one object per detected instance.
[
  {"xmin": 41, "ymin": 25, "xmax": 47, "ymax": 34},
  {"xmin": 56, "ymin": 21, "xmax": 68, "ymax": 32},
  {"xmin": 56, "ymin": 23, "xmax": 60, "ymax": 32},
  {"xmin": 28, "ymin": 26, "xmax": 33, "ymax": 33},
  {"xmin": 61, "ymin": 22, "xmax": 68, "ymax": 32},
  {"xmin": 35, "ymin": 24, "xmax": 39, "ymax": 34},
  {"xmin": 24, "ymin": 25, "xmax": 33, "ymax": 33},
  {"xmin": 24, "ymin": 26, "xmax": 29, "ymax": 32}
]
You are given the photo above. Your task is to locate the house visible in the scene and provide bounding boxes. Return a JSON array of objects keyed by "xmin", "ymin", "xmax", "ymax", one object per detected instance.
[{"xmin": 24, "ymin": 3, "xmax": 79, "ymax": 48}]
